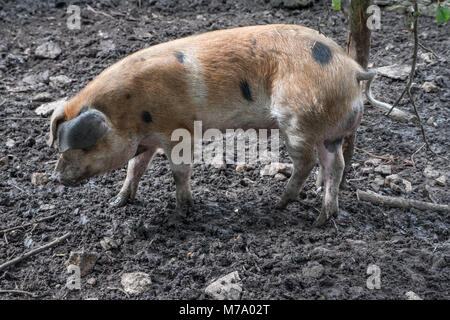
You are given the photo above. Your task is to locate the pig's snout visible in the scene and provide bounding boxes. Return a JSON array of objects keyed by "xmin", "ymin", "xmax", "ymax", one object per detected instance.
[{"xmin": 51, "ymin": 157, "xmax": 83, "ymax": 187}]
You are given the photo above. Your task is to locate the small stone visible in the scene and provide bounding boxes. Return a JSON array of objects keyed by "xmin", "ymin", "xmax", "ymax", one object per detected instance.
[
  {"xmin": 35, "ymin": 41, "xmax": 62, "ymax": 59},
  {"xmin": 31, "ymin": 92, "xmax": 52, "ymax": 103},
  {"xmin": 302, "ymin": 262, "xmax": 325, "ymax": 278},
  {"xmin": 100, "ymin": 237, "xmax": 118, "ymax": 251},
  {"xmin": 236, "ymin": 163, "xmax": 255, "ymax": 172},
  {"xmin": 5, "ymin": 139, "xmax": 15, "ymax": 148},
  {"xmin": 426, "ymin": 116, "xmax": 435, "ymax": 125},
  {"xmin": 205, "ymin": 271, "xmax": 242, "ymax": 300},
  {"xmin": 374, "ymin": 165, "xmax": 392, "ymax": 176},
  {"xmin": 86, "ymin": 277, "xmax": 97, "ymax": 285},
  {"xmin": 422, "ymin": 82, "xmax": 438, "ymax": 93},
  {"xmin": 376, "ymin": 64, "xmax": 410, "ymax": 80},
  {"xmin": 34, "ymin": 98, "xmax": 68, "ymax": 116},
  {"xmin": 351, "ymin": 163, "xmax": 360, "ymax": 170},
  {"xmin": 40, "ymin": 204, "xmax": 55, "ymax": 211},
  {"xmin": 405, "ymin": 291, "xmax": 422, "ymax": 300},
  {"xmin": 121, "ymin": 272, "xmax": 152, "ymax": 296},
  {"xmin": 423, "ymin": 166, "xmax": 440, "ymax": 179},
  {"xmin": 213, "ymin": 162, "xmax": 226, "ymax": 170},
  {"xmin": 260, "ymin": 162, "xmax": 293, "ymax": 177},
  {"xmin": 420, "ymin": 52, "xmax": 435, "ymax": 64},
  {"xmin": 361, "ymin": 167, "xmax": 374, "ymax": 175},
  {"xmin": 274, "ymin": 173, "xmax": 287, "ymax": 181},
  {"xmin": 385, "ymin": 174, "xmax": 412, "ymax": 193},
  {"xmin": 435, "ymin": 175, "xmax": 446, "ymax": 187},
  {"xmin": 31, "ymin": 172, "xmax": 47, "ymax": 185},
  {"xmin": 50, "ymin": 75, "xmax": 72, "ymax": 87},
  {"xmin": 365, "ymin": 158, "xmax": 382, "ymax": 166},
  {"xmin": 65, "ymin": 251, "xmax": 98, "ymax": 277}
]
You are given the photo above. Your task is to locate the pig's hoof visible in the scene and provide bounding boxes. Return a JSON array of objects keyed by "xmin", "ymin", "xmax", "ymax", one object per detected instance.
[
  {"xmin": 313, "ymin": 213, "xmax": 329, "ymax": 227},
  {"xmin": 110, "ymin": 192, "xmax": 130, "ymax": 207}
]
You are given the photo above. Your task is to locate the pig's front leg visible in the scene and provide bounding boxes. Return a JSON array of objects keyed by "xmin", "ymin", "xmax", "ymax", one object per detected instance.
[{"xmin": 110, "ymin": 146, "xmax": 157, "ymax": 207}]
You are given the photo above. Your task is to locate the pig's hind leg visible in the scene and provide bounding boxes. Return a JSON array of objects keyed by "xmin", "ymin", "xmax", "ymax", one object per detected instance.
[
  {"xmin": 276, "ymin": 121, "xmax": 316, "ymax": 209},
  {"xmin": 313, "ymin": 138, "xmax": 345, "ymax": 227},
  {"xmin": 110, "ymin": 147, "xmax": 157, "ymax": 207}
]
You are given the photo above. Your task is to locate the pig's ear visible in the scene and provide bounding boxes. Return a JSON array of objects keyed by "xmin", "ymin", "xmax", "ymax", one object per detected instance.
[
  {"xmin": 47, "ymin": 103, "xmax": 66, "ymax": 148},
  {"xmin": 57, "ymin": 110, "xmax": 109, "ymax": 152}
]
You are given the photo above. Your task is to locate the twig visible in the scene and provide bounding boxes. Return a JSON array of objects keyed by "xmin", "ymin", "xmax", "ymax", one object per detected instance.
[
  {"xmin": 107, "ymin": 286, "xmax": 130, "ymax": 298},
  {"xmin": 410, "ymin": 142, "xmax": 426, "ymax": 168},
  {"xmin": 0, "ymin": 212, "xmax": 62, "ymax": 234},
  {"xmin": 418, "ymin": 42, "xmax": 440, "ymax": 59},
  {"xmin": 357, "ymin": 189, "xmax": 450, "ymax": 213},
  {"xmin": 0, "ymin": 289, "xmax": 37, "ymax": 297},
  {"xmin": 0, "ymin": 232, "xmax": 71, "ymax": 271},
  {"xmin": 86, "ymin": 4, "xmax": 115, "ymax": 19},
  {"xmin": 387, "ymin": 2, "xmax": 419, "ymax": 118},
  {"xmin": 355, "ymin": 147, "xmax": 413, "ymax": 167}
]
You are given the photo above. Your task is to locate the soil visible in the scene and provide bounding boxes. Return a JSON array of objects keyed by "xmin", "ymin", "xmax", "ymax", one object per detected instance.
[{"xmin": 0, "ymin": 0, "xmax": 449, "ymax": 300}]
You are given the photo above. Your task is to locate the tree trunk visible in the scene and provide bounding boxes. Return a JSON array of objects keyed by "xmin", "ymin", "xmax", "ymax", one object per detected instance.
[
  {"xmin": 341, "ymin": 0, "xmax": 372, "ymax": 187},
  {"xmin": 347, "ymin": 0, "xmax": 371, "ymax": 69}
]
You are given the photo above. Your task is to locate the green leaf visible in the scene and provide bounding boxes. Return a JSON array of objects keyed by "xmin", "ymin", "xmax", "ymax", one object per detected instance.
[
  {"xmin": 436, "ymin": 5, "xmax": 450, "ymax": 23},
  {"xmin": 332, "ymin": 0, "xmax": 341, "ymax": 11}
]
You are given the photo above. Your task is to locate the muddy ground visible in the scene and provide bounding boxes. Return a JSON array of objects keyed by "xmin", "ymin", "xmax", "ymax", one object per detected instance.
[{"xmin": 0, "ymin": 0, "xmax": 449, "ymax": 300}]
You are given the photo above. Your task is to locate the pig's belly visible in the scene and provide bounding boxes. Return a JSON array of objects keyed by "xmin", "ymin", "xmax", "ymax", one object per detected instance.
[{"xmin": 195, "ymin": 100, "xmax": 278, "ymax": 131}]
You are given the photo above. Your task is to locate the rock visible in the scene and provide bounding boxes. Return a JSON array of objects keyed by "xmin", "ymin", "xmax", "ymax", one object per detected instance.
[
  {"xmin": 31, "ymin": 172, "xmax": 47, "ymax": 185},
  {"xmin": 65, "ymin": 251, "xmax": 98, "ymax": 277},
  {"xmin": 35, "ymin": 41, "xmax": 62, "ymax": 59},
  {"xmin": 121, "ymin": 272, "xmax": 152, "ymax": 296},
  {"xmin": 385, "ymin": 174, "xmax": 412, "ymax": 193},
  {"xmin": 22, "ymin": 74, "xmax": 41, "ymax": 86},
  {"xmin": 422, "ymin": 81, "xmax": 438, "ymax": 93},
  {"xmin": 213, "ymin": 162, "xmax": 226, "ymax": 170},
  {"xmin": 361, "ymin": 167, "xmax": 374, "ymax": 175},
  {"xmin": 260, "ymin": 162, "xmax": 293, "ymax": 177},
  {"xmin": 235, "ymin": 163, "xmax": 255, "ymax": 172},
  {"xmin": 31, "ymin": 92, "xmax": 52, "ymax": 103},
  {"xmin": 86, "ymin": 277, "xmax": 97, "ymax": 285},
  {"xmin": 5, "ymin": 138, "xmax": 15, "ymax": 148},
  {"xmin": 274, "ymin": 173, "xmax": 288, "ymax": 181},
  {"xmin": 365, "ymin": 158, "xmax": 382, "ymax": 166},
  {"xmin": 376, "ymin": 64, "xmax": 410, "ymax": 80},
  {"xmin": 405, "ymin": 291, "xmax": 422, "ymax": 300},
  {"xmin": 40, "ymin": 204, "xmax": 55, "ymax": 211},
  {"xmin": 99, "ymin": 40, "xmax": 116, "ymax": 54},
  {"xmin": 100, "ymin": 237, "xmax": 118, "ymax": 251},
  {"xmin": 374, "ymin": 165, "xmax": 392, "ymax": 176},
  {"xmin": 435, "ymin": 175, "xmax": 446, "ymax": 187},
  {"xmin": 35, "ymin": 98, "xmax": 68, "ymax": 117},
  {"xmin": 50, "ymin": 75, "xmax": 72, "ymax": 87},
  {"xmin": 371, "ymin": 175, "xmax": 385, "ymax": 191},
  {"xmin": 420, "ymin": 52, "xmax": 435, "ymax": 64},
  {"xmin": 302, "ymin": 262, "xmax": 325, "ymax": 278},
  {"xmin": 205, "ymin": 271, "xmax": 242, "ymax": 300},
  {"xmin": 423, "ymin": 166, "xmax": 440, "ymax": 179}
]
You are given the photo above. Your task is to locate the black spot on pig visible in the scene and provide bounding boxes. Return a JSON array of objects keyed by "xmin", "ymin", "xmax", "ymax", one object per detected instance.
[
  {"xmin": 174, "ymin": 51, "xmax": 184, "ymax": 64},
  {"xmin": 312, "ymin": 41, "xmax": 332, "ymax": 65},
  {"xmin": 142, "ymin": 111, "xmax": 152, "ymax": 123},
  {"xmin": 126, "ymin": 93, "xmax": 131, "ymax": 100},
  {"xmin": 240, "ymin": 80, "xmax": 253, "ymax": 102},
  {"xmin": 324, "ymin": 137, "xmax": 343, "ymax": 153}
]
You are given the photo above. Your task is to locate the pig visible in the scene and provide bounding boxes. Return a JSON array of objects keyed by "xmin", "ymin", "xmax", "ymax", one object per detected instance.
[{"xmin": 48, "ymin": 24, "xmax": 390, "ymax": 226}]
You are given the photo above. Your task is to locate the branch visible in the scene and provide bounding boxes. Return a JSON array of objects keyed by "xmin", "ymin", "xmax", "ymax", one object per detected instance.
[
  {"xmin": 357, "ymin": 190, "xmax": 450, "ymax": 213},
  {"xmin": 0, "ymin": 232, "xmax": 71, "ymax": 271},
  {"xmin": 0, "ymin": 212, "xmax": 62, "ymax": 234}
]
